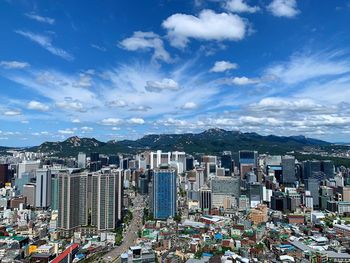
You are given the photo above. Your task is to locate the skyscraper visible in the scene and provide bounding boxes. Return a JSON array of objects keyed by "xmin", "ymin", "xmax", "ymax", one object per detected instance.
[
  {"xmin": 221, "ymin": 151, "xmax": 233, "ymax": 176},
  {"xmin": 281, "ymin": 156, "xmax": 296, "ymax": 185},
  {"xmin": 58, "ymin": 173, "xmax": 82, "ymax": 237},
  {"xmin": 305, "ymin": 178, "xmax": 320, "ymax": 208},
  {"xmin": 0, "ymin": 164, "xmax": 9, "ymax": 187},
  {"xmin": 35, "ymin": 169, "xmax": 52, "ymax": 209},
  {"xmin": 91, "ymin": 170, "xmax": 122, "ymax": 231},
  {"xmin": 51, "ymin": 175, "xmax": 59, "ymax": 211},
  {"xmin": 152, "ymin": 166, "xmax": 176, "ymax": 219},
  {"xmin": 78, "ymin": 152, "xmax": 86, "ymax": 169}
]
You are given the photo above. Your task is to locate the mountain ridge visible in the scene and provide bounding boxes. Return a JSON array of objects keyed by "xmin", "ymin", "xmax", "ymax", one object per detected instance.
[{"xmin": 16, "ymin": 129, "xmax": 332, "ymax": 157}]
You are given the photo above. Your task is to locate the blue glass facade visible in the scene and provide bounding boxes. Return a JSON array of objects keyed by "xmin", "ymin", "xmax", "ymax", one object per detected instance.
[{"xmin": 153, "ymin": 169, "xmax": 176, "ymax": 220}]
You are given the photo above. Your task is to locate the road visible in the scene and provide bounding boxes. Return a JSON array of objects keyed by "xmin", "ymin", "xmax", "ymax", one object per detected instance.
[{"xmin": 103, "ymin": 194, "xmax": 144, "ymax": 262}]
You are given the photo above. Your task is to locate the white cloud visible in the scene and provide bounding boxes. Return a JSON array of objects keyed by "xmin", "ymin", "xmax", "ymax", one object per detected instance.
[
  {"xmin": 129, "ymin": 105, "xmax": 152, "ymax": 111},
  {"xmin": 81, "ymin": 126, "xmax": 93, "ymax": 131},
  {"xmin": 267, "ymin": 0, "xmax": 299, "ymax": 18},
  {"xmin": 71, "ymin": 118, "xmax": 81, "ymax": 123},
  {"xmin": 58, "ymin": 129, "xmax": 74, "ymax": 135},
  {"xmin": 106, "ymin": 99, "xmax": 128, "ymax": 108},
  {"xmin": 181, "ymin": 102, "xmax": 198, "ymax": 110},
  {"xmin": 112, "ymin": 127, "xmax": 120, "ymax": 131},
  {"xmin": 224, "ymin": 0, "xmax": 260, "ymax": 13},
  {"xmin": 101, "ymin": 118, "xmax": 123, "ymax": 126},
  {"xmin": 251, "ymin": 97, "xmax": 323, "ymax": 112},
  {"xmin": 224, "ymin": 76, "xmax": 260, "ymax": 85},
  {"xmin": 162, "ymin": 9, "xmax": 247, "ymax": 48},
  {"xmin": 3, "ymin": 110, "xmax": 21, "ymax": 116},
  {"xmin": 15, "ymin": 30, "xmax": 74, "ymax": 61},
  {"xmin": 128, "ymin": 118, "xmax": 145, "ymax": 125},
  {"xmin": 0, "ymin": 61, "xmax": 30, "ymax": 69},
  {"xmin": 75, "ymin": 73, "xmax": 92, "ymax": 88},
  {"xmin": 210, "ymin": 60, "xmax": 238, "ymax": 72},
  {"xmin": 145, "ymin": 78, "xmax": 180, "ymax": 92},
  {"xmin": 25, "ymin": 13, "xmax": 55, "ymax": 25},
  {"xmin": 56, "ymin": 98, "xmax": 85, "ymax": 112},
  {"xmin": 27, "ymin": 100, "xmax": 50, "ymax": 111},
  {"xmin": 266, "ymin": 52, "xmax": 350, "ymax": 84},
  {"xmin": 91, "ymin": 44, "xmax": 106, "ymax": 52},
  {"xmin": 120, "ymin": 31, "xmax": 171, "ymax": 63}
]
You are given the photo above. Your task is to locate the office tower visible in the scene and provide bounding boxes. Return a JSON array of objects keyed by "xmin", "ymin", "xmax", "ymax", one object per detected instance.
[
  {"xmin": 108, "ymin": 155, "xmax": 119, "ymax": 166},
  {"xmin": 139, "ymin": 175, "xmax": 149, "ymax": 195},
  {"xmin": 35, "ymin": 169, "xmax": 52, "ymax": 209},
  {"xmin": 186, "ymin": 157, "xmax": 194, "ymax": 171},
  {"xmin": 239, "ymin": 151, "xmax": 258, "ymax": 167},
  {"xmin": 337, "ymin": 186, "xmax": 350, "ymax": 202},
  {"xmin": 302, "ymin": 160, "xmax": 322, "ymax": 181},
  {"xmin": 247, "ymin": 182, "xmax": 263, "ymax": 207},
  {"xmin": 58, "ymin": 173, "xmax": 82, "ymax": 237},
  {"xmin": 172, "ymin": 151, "xmax": 186, "ymax": 171},
  {"xmin": 17, "ymin": 161, "xmax": 40, "ymax": 179},
  {"xmin": 51, "ymin": 175, "xmax": 59, "ymax": 211},
  {"xmin": 287, "ymin": 193, "xmax": 301, "ymax": 212},
  {"xmin": 200, "ymin": 185, "xmax": 212, "ymax": 213},
  {"xmin": 152, "ymin": 166, "xmax": 176, "ymax": 219},
  {"xmin": 305, "ymin": 178, "xmax": 320, "ymax": 208},
  {"xmin": 90, "ymin": 152, "xmax": 100, "ymax": 162},
  {"xmin": 321, "ymin": 160, "xmax": 335, "ymax": 179},
  {"xmin": 211, "ymin": 176, "xmax": 240, "ymax": 209},
  {"xmin": 15, "ymin": 172, "xmax": 34, "ymax": 194},
  {"xmin": 270, "ymin": 191, "xmax": 287, "ymax": 211},
  {"xmin": 281, "ymin": 156, "xmax": 296, "ymax": 185},
  {"xmin": 221, "ymin": 151, "xmax": 233, "ymax": 176},
  {"xmin": 150, "ymin": 150, "xmax": 171, "ymax": 169},
  {"xmin": 122, "ymin": 158, "xmax": 129, "ymax": 169},
  {"xmin": 100, "ymin": 156, "xmax": 108, "ymax": 167},
  {"xmin": 23, "ymin": 183, "xmax": 36, "ymax": 207},
  {"xmin": 0, "ymin": 164, "xmax": 9, "ymax": 186},
  {"xmin": 91, "ymin": 173, "xmax": 117, "ymax": 231},
  {"xmin": 90, "ymin": 161, "xmax": 102, "ymax": 172},
  {"xmin": 77, "ymin": 152, "xmax": 86, "ymax": 169}
]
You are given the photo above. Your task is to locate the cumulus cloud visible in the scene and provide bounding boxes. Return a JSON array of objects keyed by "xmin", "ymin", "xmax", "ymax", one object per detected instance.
[
  {"xmin": 15, "ymin": 30, "xmax": 74, "ymax": 61},
  {"xmin": 58, "ymin": 129, "xmax": 74, "ymax": 135},
  {"xmin": 106, "ymin": 99, "xmax": 128, "ymax": 108},
  {"xmin": 27, "ymin": 100, "xmax": 50, "ymax": 111},
  {"xmin": 24, "ymin": 13, "xmax": 55, "ymax": 25},
  {"xmin": 128, "ymin": 118, "xmax": 145, "ymax": 125},
  {"xmin": 145, "ymin": 78, "xmax": 180, "ymax": 92},
  {"xmin": 210, "ymin": 61, "xmax": 238, "ymax": 72},
  {"xmin": 224, "ymin": 76, "xmax": 260, "ymax": 85},
  {"xmin": 181, "ymin": 102, "xmax": 198, "ymax": 110},
  {"xmin": 224, "ymin": 0, "xmax": 260, "ymax": 13},
  {"xmin": 81, "ymin": 126, "xmax": 93, "ymax": 132},
  {"xmin": 0, "ymin": 61, "xmax": 30, "ymax": 69},
  {"xmin": 162, "ymin": 9, "xmax": 247, "ymax": 48},
  {"xmin": 56, "ymin": 98, "xmax": 85, "ymax": 112},
  {"xmin": 129, "ymin": 105, "xmax": 152, "ymax": 112},
  {"xmin": 120, "ymin": 31, "xmax": 171, "ymax": 63},
  {"xmin": 75, "ymin": 73, "xmax": 92, "ymax": 88},
  {"xmin": 101, "ymin": 118, "xmax": 123, "ymax": 126},
  {"xmin": 3, "ymin": 110, "xmax": 21, "ymax": 116},
  {"xmin": 267, "ymin": 0, "xmax": 299, "ymax": 18}
]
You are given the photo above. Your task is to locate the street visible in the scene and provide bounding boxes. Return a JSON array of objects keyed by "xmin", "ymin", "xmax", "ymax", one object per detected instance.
[{"xmin": 102, "ymin": 194, "xmax": 144, "ymax": 262}]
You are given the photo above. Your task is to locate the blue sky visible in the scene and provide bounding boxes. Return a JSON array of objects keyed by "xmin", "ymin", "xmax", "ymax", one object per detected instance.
[{"xmin": 1, "ymin": 0, "xmax": 350, "ymax": 146}]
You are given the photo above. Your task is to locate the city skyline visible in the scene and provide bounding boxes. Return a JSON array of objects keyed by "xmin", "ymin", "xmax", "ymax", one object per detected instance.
[{"xmin": 1, "ymin": 0, "xmax": 350, "ymax": 146}]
